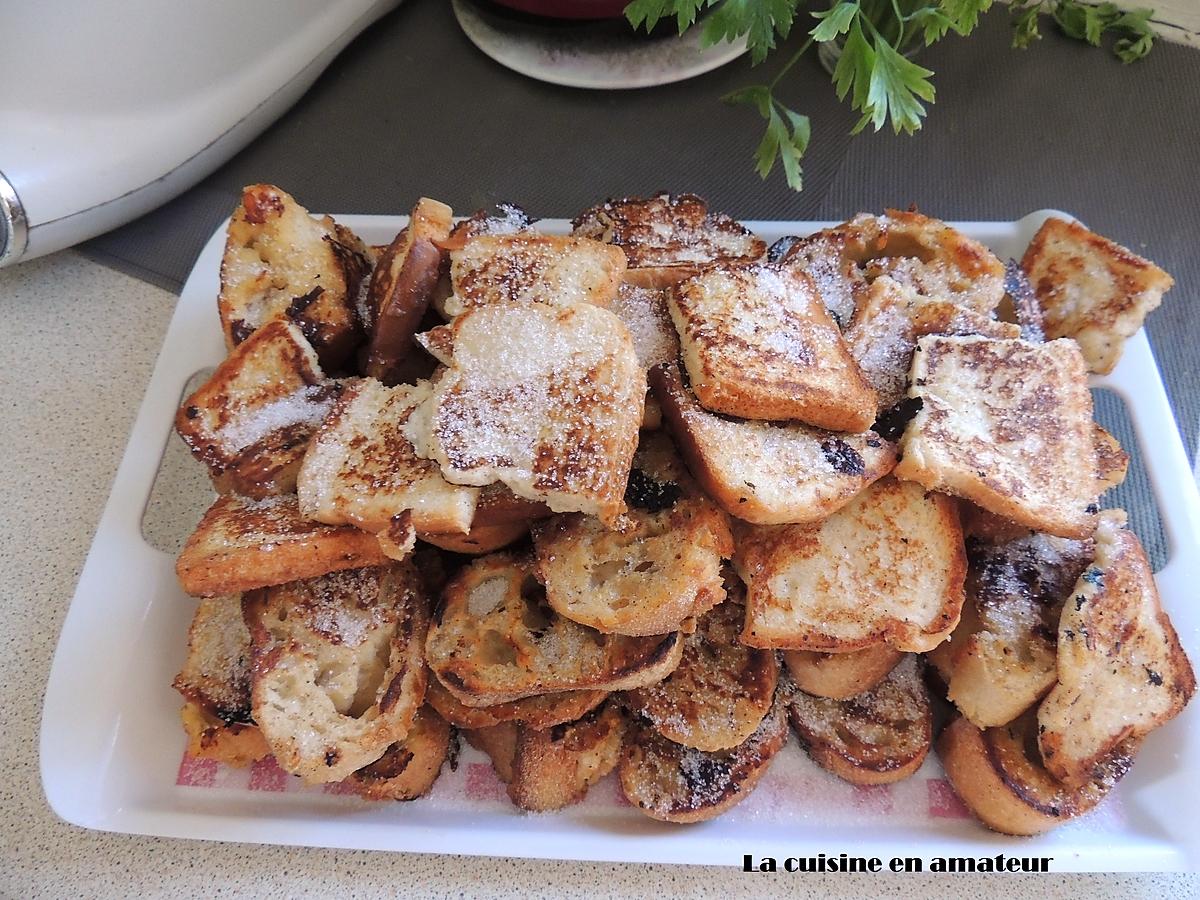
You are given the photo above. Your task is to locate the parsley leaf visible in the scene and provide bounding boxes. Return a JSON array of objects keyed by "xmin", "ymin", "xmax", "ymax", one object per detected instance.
[
  {"xmin": 865, "ymin": 36, "xmax": 936, "ymax": 134},
  {"xmin": 939, "ymin": 0, "xmax": 995, "ymax": 35},
  {"xmin": 1010, "ymin": 2, "xmax": 1158, "ymax": 63},
  {"xmin": 625, "ymin": 0, "xmax": 712, "ymax": 33},
  {"xmin": 703, "ymin": 0, "xmax": 798, "ymax": 64},
  {"xmin": 725, "ymin": 86, "xmax": 811, "ymax": 189},
  {"xmin": 809, "ymin": 1, "xmax": 859, "ymax": 43}
]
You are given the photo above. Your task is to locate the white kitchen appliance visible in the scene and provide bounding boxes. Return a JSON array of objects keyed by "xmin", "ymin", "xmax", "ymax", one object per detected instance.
[{"xmin": 0, "ymin": 0, "xmax": 401, "ymax": 267}]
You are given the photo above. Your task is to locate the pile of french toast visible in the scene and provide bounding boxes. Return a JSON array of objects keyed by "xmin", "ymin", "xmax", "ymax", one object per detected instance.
[{"xmin": 171, "ymin": 185, "xmax": 1195, "ymax": 834}]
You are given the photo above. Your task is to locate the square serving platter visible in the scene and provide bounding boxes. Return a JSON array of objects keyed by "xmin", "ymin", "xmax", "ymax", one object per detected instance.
[{"xmin": 41, "ymin": 212, "xmax": 1200, "ymax": 871}]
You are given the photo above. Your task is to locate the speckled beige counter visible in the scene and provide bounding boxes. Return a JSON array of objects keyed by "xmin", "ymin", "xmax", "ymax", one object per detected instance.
[{"xmin": 1, "ymin": 251, "xmax": 1196, "ymax": 898}]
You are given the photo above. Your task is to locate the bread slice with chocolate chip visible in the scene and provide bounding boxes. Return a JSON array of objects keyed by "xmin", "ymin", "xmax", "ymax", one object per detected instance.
[{"xmin": 650, "ymin": 360, "xmax": 896, "ymax": 525}]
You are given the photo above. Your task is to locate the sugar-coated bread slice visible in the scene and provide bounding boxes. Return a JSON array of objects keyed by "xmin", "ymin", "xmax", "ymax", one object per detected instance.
[
  {"xmin": 895, "ymin": 335, "xmax": 1100, "ymax": 539},
  {"xmin": 442, "ymin": 233, "xmax": 626, "ymax": 318},
  {"xmin": 786, "ymin": 655, "xmax": 931, "ymax": 785},
  {"xmin": 219, "ymin": 184, "xmax": 371, "ymax": 367},
  {"xmin": 624, "ymin": 591, "xmax": 777, "ymax": 751},
  {"xmin": 845, "ymin": 276, "xmax": 1020, "ymax": 410},
  {"xmin": 775, "ymin": 230, "xmax": 867, "ymax": 328},
  {"xmin": 609, "ymin": 283, "xmax": 679, "ymax": 430},
  {"xmin": 176, "ymin": 493, "xmax": 390, "ymax": 596},
  {"xmin": 426, "ymin": 553, "xmax": 682, "ymax": 707},
  {"xmin": 297, "ymin": 378, "xmax": 479, "ymax": 535},
  {"xmin": 467, "ymin": 700, "xmax": 627, "ymax": 812},
  {"xmin": 408, "ymin": 303, "xmax": 645, "ymax": 527},
  {"xmin": 938, "ymin": 713, "xmax": 1137, "ymax": 836},
  {"xmin": 361, "ymin": 198, "xmax": 453, "ymax": 383},
  {"xmin": 174, "ymin": 594, "xmax": 271, "ymax": 767},
  {"xmin": 668, "ymin": 262, "xmax": 876, "ymax": 429},
  {"xmin": 572, "ymin": 193, "xmax": 765, "ymax": 289},
  {"xmin": 245, "ymin": 563, "xmax": 430, "ymax": 783},
  {"xmin": 619, "ymin": 690, "xmax": 788, "ymax": 823},
  {"xmin": 735, "ymin": 477, "xmax": 965, "ymax": 652},
  {"xmin": 532, "ymin": 432, "xmax": 733, "ymax": 636},
  {"xmin": 176, "ymin": 320, "xmax": 341, "ymax": 497},
  {"xmin": 1038, "ymin": 512, "xmax": 1195, "ymax": 786},
  {"xmin": 946, "ymin": 531, "xmax": 1093, "ymax": 729},
  {"xmin": 781, "ymin": 645, "xmax": 904, "ymax": 701},
  {"xmin": 1021, "ymin": 216, "xmax": 1173, "ymax": 374},
  {"xmin": 424, "ymin": 672, "xmax": 606, "ymax": 730},
  {"xmin": 649, "ymin": 360, "xmax": 897, "ymax": 525},
  {"xmin": 345, "ymin": 706, "xmax": 451, "ymax": 801}
]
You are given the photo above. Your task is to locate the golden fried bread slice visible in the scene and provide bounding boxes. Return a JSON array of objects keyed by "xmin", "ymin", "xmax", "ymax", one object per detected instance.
[
  {"xmin": 735, "ymin": 477, "xmax": 965, "ymax": 652},
  {"xmin": 845, "ymin": 277, "xmax": 1020, "ymax": 410},
  {"xmin": 781, "ymin": 645, "xmax": 904, "ymax": 701},
  {"xmin": 441, "ymin": 233, "xmax": 626, "ymax": 318},
  {"xmin": 426, "ymin": 553, "xmax": 682, "ymax": 707},
  {"xmin": 786, "ymin": 655, "xmax": 931, "ymax": 785},
  {"xmin": 572, "ymin": 193, "xmax": 765, "ymax": 289},
  {"xmin": 361, "ymin": 198, "xmax": 453, "ymax": 383},
  {"xmin": 1021, "ymin": 216, "xmax": 1173, "ymax": 374},
  {"xmin": 668, "ymin": 262, "xmax": 876, "ymax": 429},
  {"xmin": 419, "ymin": 520, "xmax": 530, "ymax": 555},
  {"xmin": 776, "ymin": 230, "xmax": 866, "ymax": 327},
  {"xmin": 245, "ymin": 563, "xmax": 430, "ymax": 783},
  {"xmin": 173, "ymin": 594, "xmax": 271, "ymax": 767},
  {"xmin": 180, "ymin": 701, "xmax": 271, "ymax": 767},
  {"xmin": 425, "ymin": 673, "xmax": 606, "ymax": 730},
  {"xmin": 650, "ymin": 360, "xmax": 896, "ymax": 525},
  {"xmin": 895, "ymin": 335, "xmax": 1100, "ymax": 539},
  {"xmin": 947, "ymin": 532, "xmax": 1093, "ymax": 728},
  {"xmin": 609, "ymin": 284, "xmax": 679, "ymax": 430},
  {"xmin": 1093, "ymin": 423, "xmax": 1129, "ymax": 493},
  {"xmin": 532, "ymin": 432, "xmax": 733, "ymax": 636},
  {"xmin": 297, "ymin": 378, "xmax": 479, "ymax": 535},
  {"xmin": 346, "ymin": 706, "xmax": 451, "ymax": 801},
  {"xmin": 408, "ymin": 303, "xmax": 644, "ymax": 527},
  {"xmin": 176, "ymin": 320, "xmax": 341, "ymax": 497},
  {"xmin": 620, "ymin": 691, "xmax": 788, "ymax": 823},
  {"xmin": 939, "ymin": 713, "xmax": 1137, "ymax": 836},
  {"xmin": 1038, "ymin": 512, "xmax": 1196, "ymax": 786},
  {"xmin": 467, "ymin": 701, "xmax": 626, "ymax": 811},
  {"xmin": 625, "ymin": 593, "xmax": 777, "ymax": 751},
  {"xmin": 219, "ymin": 184, "xmax": 371, "ymax": 367},
  {"xmin": 176, "ymin": 493, "xmax": 390, "ymax": 597}
]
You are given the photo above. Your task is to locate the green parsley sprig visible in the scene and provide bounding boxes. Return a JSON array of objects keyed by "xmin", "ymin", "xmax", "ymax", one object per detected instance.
[{"xmin": 625, "ymin": 0, "xmax": 1160, "ymax": 190}]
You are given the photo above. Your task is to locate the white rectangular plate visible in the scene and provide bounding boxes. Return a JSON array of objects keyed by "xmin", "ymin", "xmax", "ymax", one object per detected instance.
[{"xmin": 41, "ymin": 213, "xmax": 1200, "ymax": 871}]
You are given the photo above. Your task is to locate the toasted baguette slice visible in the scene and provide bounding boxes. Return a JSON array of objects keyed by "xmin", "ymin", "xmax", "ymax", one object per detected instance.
[
  {"xmin": 174, "ymin": 594, "xmax": 271, "ymax": 767},
  {"xmin": 346, "ymin": 706, "xmax": 451, "ymax": 801},
  {"xmin": 668, "ymin": 262, "xmax": 876, "ymax": 429},
  {"xmin": 735, "ymin": 477, "xmax": 965, "ymax": 652},
  {"xmin": 650, "ymin": 360, "xmax": 896, "ymax": 525},
  {"xmin": 625, "ymin": 592, "xmax": 777, "ymax": 751},
  {"xmin": 786, "ymin": 655, "xmax": 931, "ymax": 785},
  {"xmin": 781, "ymin": 645, "xmax": 904, "ymax": 701},
  {"xmin": 1093, "ymin": 423, "xmax": 1129, "ymax": 493},
  {"xmin": 425, "ymin": 673, "xmax": 606, "ymax": 730},
  {"xmin": 246, "ymin": 563, "xmax": 430, "ymax": 783},
  {"xmin": 610, "ymin": 284, "xmax": 679, "ymax": 430},
  {"xmin": 361, "ymin": 198, "xmax": 454, "ymax": 383},
  {"xmin": 176, "ymin": 320, "xmax": 341, "ymax": 497},
  {"xmin": 176, "ymin": 493, "xmax": 390, "ymax": 596},
  {"xmin": 620, "ymin": 691, "xmax": 788, "ymax": 823},
  {"xmin": 939, "ymin": 713, "xmax": 1137, "ymax": 836},
  {"xmin": 532, "ymin": 432, "xmax": 733, "ymax": 636},
  {"xmin": 845, "ymin": 276, "xmax": 1020, "ymax": 410},
  {"xmin": 408, "ymin": 303, "xmax": 644, "ymax": 526},
  {"xmin": 1038, "ymin": 512, "xmax": 1196, "ymax": 786},
  {"xmin": 572, "ymin": 193, "xmax": 765, "ymax": 289},
  {"xmin": 468, "ymin": 701, "xmax": 626, "ymax": 811},
  {"xmin": 1021, "ymin": 217, "xmax": 1173, "ymax": 374},
  {"xmin": 427, "ymin": 553, "xmax": 682, "ymax": 707},
  {"xmin": 219, "ymin": 184, "xmax": 370, "ymax": 367},
  {"xmin": 946, "ymin": 531, "xmax": 1093, "ymax": 728},
  {"xmin": 298, "ymin": 378, "xmax": 479, "ymax": 535},
  {"xmin": 895, "ymin": 335, "xmax": 1099, "ymax": 539},
  {"xmin": 442, "ymin": 233, "xmax": 626, "ymax": 318}
]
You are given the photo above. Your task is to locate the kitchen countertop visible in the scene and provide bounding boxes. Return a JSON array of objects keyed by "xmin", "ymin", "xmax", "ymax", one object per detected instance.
[{"xmin": 2, "ymin": 251, "xmax": 1197, "ymax": 897}]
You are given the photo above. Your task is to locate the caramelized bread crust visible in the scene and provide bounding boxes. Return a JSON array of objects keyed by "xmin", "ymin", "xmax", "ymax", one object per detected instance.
[
  {"xmin": 781, "ymin": 645, "xmax": 904, "ymax": 701},
  {"xmin": 346, "ymin": 706, "xmax": 451, "ymax": 801},
  {"xmin": 424, "ymin": 673, "xmax": 606, "ymax": 731}
]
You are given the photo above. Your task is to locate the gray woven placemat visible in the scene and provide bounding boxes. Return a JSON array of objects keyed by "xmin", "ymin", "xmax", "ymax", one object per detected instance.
[{"xmin": 81, "ymin": 1, "xmax": 1198, "ymax": 466}]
